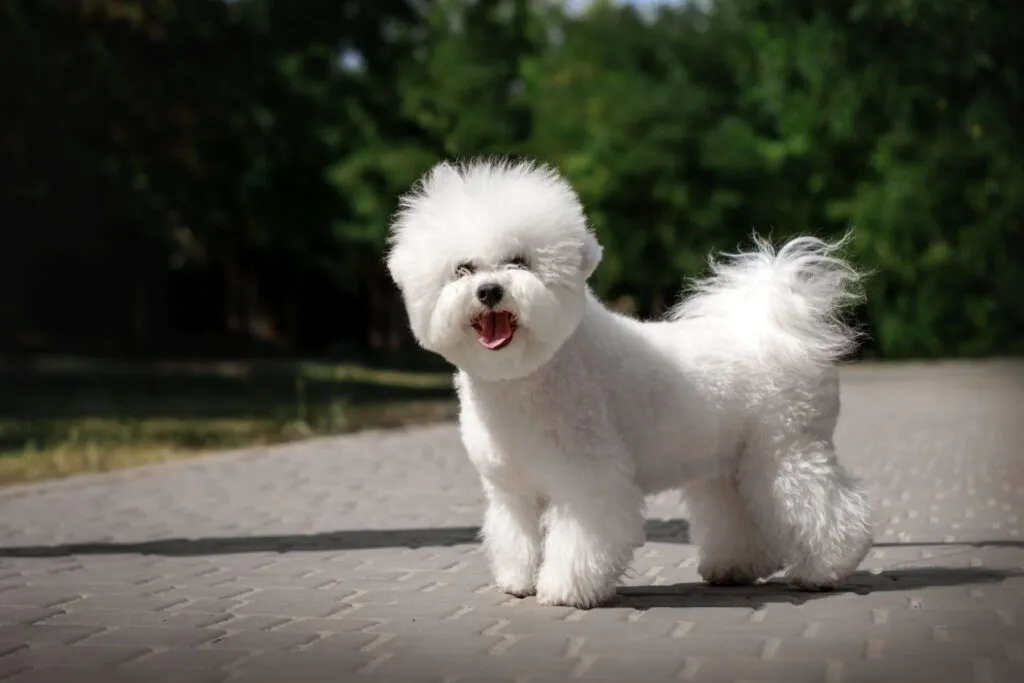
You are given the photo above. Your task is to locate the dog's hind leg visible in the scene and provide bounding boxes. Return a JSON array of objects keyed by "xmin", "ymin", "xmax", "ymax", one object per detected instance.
[
  {"xmin": 738, "ymin": 437, "xmax": 873, "ymax": 589},
  {"xmin": 684, "ymin": 476, "xmax": 784, "ymax": 586}
]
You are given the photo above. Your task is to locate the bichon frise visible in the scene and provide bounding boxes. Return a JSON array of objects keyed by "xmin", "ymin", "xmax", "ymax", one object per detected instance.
[{"xmin": 385, "ymin": 158, "xmax": 873, "ymax": 608}]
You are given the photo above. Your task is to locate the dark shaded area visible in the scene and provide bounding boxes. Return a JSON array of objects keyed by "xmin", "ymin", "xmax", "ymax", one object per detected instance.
[
  {"xmin": 2, "ymin": 518, "xmax": 1020, "ymax": 558},
  {"xmin": 2, "ymin": 0, "xmax": 1023, "ymax": 361},
  {"xmin": 1, "ymin": 521, "xmax": 1017, "ymax": 611},
  {"xmin": 1, "ymin": 372, "xmax": 453, "ymax": 423},
  {"xmin": 0, "ymin": 359, "xmax": 456, "ymax": 456},
  {"xmin": 614, "ymin": 567, "xmax": 1021, "ymax": 610},
  {"xmin": 0, "ymin": 520, "xmax": 687, "ymax": 557}
]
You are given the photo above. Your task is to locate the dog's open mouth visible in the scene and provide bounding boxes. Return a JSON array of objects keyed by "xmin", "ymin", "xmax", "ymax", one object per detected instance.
[{"xmin": 472, "ymin": 311, "xmax": 517, "ymax": 350}]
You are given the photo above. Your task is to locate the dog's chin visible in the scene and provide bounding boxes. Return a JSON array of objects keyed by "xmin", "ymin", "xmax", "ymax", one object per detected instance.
[
  {"xmin": 435, "ymin": 320, "xmax": 550, "ymax": 382},
  {"xmin": 459, "ymin": 329, "xmax": 536, "ymax": 382}
]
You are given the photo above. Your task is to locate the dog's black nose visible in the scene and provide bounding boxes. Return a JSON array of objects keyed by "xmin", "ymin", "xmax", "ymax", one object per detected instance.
[{"xmin": 475, "ymin": 283, "xmax": 504, "ymax": 308}]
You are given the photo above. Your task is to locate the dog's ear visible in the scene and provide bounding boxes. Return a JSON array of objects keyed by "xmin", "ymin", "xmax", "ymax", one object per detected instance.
[
  {"xmin": 384, "ymin": 240, "xmax": 412, "ymax": 294},
  {"xmin": 427, "ymin": 160, "xmax": 461, "ymax": 188},
  {"xmin": 580, "ymin": 230, "xmax": 603, "ymax": 279}
]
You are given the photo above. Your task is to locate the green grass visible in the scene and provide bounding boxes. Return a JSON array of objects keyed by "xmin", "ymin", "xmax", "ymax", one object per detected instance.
[{"xmin": 0, "ymin": 357, "xmax": 457, "ymax": 486}]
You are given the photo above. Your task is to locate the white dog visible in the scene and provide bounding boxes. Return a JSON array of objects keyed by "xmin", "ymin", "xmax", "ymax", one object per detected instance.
[{"xmin": 385, "ymin": 158, "xmax": 873, "ymax": 608}]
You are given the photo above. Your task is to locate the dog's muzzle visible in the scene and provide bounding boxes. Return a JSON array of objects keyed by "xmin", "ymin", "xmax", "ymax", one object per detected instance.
[{"xmin": 476, "ymin": 282, "xmax": 504, "ymax": 308}]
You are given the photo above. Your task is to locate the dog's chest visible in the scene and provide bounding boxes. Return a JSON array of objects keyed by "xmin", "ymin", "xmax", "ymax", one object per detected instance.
[{"xmin": 456, "ymin": 378, "xmax": 568, "ymax": 488}]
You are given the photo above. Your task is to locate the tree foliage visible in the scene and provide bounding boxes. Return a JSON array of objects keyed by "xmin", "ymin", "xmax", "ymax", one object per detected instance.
[{"xmin": 2, "ymin": 0, "xmax": 1021, "ymax": 359}]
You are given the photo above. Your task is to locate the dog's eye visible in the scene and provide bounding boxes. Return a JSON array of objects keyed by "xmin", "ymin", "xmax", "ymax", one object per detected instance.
[
  {"xmin": 454, "ymin": 262, "xmax": 475, "ymax": 278},
  {"xmin": 506, "ymin": 255, "xmax": 529, "ymax": 270}
]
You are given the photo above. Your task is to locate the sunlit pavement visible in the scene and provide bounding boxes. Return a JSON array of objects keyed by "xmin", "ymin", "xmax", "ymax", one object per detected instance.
[{"xmin": 1, "ymin": 361, "xmax": 1023, "ymax": 683}]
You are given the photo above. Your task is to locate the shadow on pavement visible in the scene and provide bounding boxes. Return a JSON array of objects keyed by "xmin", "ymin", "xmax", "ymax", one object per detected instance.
[
  {"xmin": 614, "ymin": 566, "xmax": 1023, "ymax": 610},
  {"xmin": 0, "ymin": 520, "xmax": 688, "ymax": 557},
  {"xmin": 0, "ymin": 517, "xmax": 1020, "ymax": 556},
  {"xmin": 2, "ymin": 520, "xmax": 1019, "ymax": 610}
]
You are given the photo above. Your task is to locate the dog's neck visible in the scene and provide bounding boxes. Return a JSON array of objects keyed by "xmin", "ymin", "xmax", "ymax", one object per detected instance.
[{"xmin": 457, "ymin": 342, "xmax": 566, "ymax": 391}]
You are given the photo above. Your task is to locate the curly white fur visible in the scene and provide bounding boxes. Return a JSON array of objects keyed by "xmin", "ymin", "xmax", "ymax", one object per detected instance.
[{"xmin": 386, "ymin": 158, "xmax": 873, "ymax": 609}]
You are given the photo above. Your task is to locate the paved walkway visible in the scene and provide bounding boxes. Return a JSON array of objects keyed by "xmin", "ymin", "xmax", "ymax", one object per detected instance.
[{"xmin": 1, "ymin": 362, "xmax": 1023, "ymax": 683}]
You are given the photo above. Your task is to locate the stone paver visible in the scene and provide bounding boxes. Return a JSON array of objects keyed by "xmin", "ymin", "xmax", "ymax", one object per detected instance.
[{"xmin": 1, "ymin": 361, "xmax": 1023, "ymax": 683}]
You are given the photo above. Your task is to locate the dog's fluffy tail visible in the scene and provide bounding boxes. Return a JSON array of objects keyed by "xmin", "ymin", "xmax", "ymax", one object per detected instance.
[{"xmin": 668, "ymin": 232, "xmax": 865, "ymax": 369}]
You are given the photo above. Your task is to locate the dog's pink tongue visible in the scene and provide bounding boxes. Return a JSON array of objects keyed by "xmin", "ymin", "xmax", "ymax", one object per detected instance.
[{"xmin": 478, "ymin": 311, "xmax": 513, "ymax": 349}]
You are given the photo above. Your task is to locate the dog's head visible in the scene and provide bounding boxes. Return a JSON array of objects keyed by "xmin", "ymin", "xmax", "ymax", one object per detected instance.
[{"xmin": 386, "ymin": 159, "xmax": 602, "ymax": 381}]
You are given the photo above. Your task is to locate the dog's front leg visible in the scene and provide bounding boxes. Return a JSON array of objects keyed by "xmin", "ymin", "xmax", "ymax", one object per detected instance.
[
  {"xmin": 535, "ymin": 471, "xmax": 645, "ymax": 609},
  {"xmin": 480, "ymin": 480, "xmax": 545, "ymax": 597}
]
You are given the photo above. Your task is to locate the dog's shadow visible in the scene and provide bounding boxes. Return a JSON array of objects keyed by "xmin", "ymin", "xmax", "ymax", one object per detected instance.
[{"xmin": 611, "ymin": 566, "xmax": 1021, "ymax": 610}]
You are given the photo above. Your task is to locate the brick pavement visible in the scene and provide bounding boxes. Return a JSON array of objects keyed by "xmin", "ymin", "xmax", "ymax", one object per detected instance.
[{"xmin": 1, "ymin": 361, "xmax": 1023, "ymax": 683}]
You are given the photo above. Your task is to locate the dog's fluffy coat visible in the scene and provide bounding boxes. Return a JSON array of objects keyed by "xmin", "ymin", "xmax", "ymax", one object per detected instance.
[{"xmin": 386, "ymin": 158, "xmax": 873, "ymax": 608}]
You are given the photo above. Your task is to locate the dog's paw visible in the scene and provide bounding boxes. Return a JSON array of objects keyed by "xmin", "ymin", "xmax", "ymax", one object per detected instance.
[
  {"xmin": 783, "ymin": 562, "xmax": 841, "ymax": 591},
  {"xmin": 494, "ymin": 570, "xmax": 537, "ymax": 598},
  {"xmin": 699, "ymin": 558, "xmax": 782, "ymax": 587},
  {"xmin": 535, "ymin": 589, "xmax": 608, "ymax": 610},
  {"xmin": 496, "ymin": 580, "xmax": 536, "ymax": 598},
  {"xmin": 535, "ymin": 575, "xmax": 615, "ymax": 610},
  {"xmin": 700, "ymin": 567, "xmax": 759, "ymax": 586}
]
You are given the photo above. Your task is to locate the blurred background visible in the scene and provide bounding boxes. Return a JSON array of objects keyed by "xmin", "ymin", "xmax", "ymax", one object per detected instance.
[{"xmin": 1, "ymin": 0, "xmax": 1021, "ymax": 484}]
